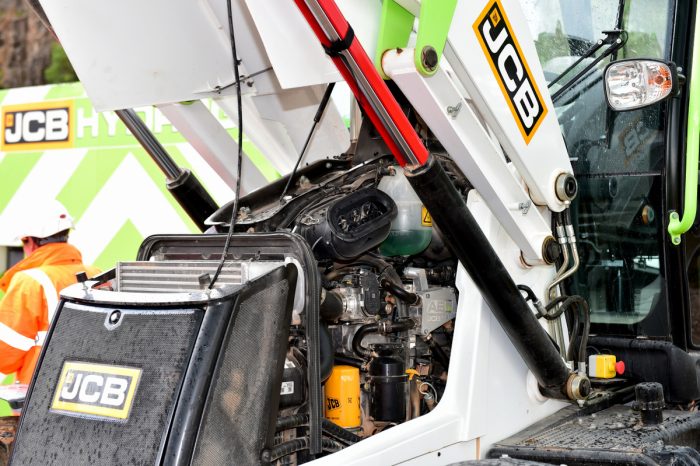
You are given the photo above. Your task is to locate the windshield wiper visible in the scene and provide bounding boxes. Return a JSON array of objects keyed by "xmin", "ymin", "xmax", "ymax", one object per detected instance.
[{"xmin": 549, "ymin": 29, "xmax": 628, "ymax": 103}]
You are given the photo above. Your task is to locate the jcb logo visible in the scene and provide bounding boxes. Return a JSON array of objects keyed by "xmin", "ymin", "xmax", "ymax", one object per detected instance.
[
  {"xmin": 51, "ymin": 362, "xmax": 141, "ymax": 421},
  {"xmin": 1, "ymin": 101, "xmax": 73, "ymax": 151},
  {"xmin": 326, "ymin": 397, "xmax": 340, "ymax": 411},
  {"xmin": 474, "ymin": 0, "xmax": 547, "ymax": 143}
]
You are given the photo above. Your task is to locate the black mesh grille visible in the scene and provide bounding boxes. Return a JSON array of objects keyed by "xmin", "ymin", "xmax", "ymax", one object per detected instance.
[
  {"xmin": 192, "ymin": 278, "xmax": 291, "ymax": 465},
  {"xmin": 13, "ymin": 303, "xmax": 202, "ymax": 466}
]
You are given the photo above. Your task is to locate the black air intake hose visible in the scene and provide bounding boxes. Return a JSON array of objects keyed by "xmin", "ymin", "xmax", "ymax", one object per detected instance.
[
  {"xmin": 380, "ymin": 278, "xmax": 420, "ymax": 305},
  {"xmin": 352, "ymin": 319, "xmax": 415, "ymax": 359}
]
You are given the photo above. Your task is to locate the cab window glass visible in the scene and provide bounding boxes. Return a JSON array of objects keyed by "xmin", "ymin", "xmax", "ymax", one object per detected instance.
[{"xmin": 522, "ymin": 0, "xmax": 673, "ymax": 330}]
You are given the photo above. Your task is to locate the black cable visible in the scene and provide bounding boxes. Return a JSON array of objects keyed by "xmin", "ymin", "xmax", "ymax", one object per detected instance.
[
  {"xmin": 209, "ymin": 0, "xmax": 244, "ymax": 289},
  {"xmin": 279, "ymin": 82, "xmax": 336, "ymax": 203},
  {"xmin": 261, "ymin": 437, "xmax": 343, "ymax": 463}
]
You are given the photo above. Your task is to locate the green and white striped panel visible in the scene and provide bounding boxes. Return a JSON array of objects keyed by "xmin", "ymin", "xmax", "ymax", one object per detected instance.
[{"xmin": 0, "ymin": 82, "xmax": 252, "ymax": 272}]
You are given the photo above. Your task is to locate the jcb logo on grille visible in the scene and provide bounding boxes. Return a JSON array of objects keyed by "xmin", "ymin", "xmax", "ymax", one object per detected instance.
[
  {"xmin": 474, "ymin": 0, "xmax": 547, "ymax": 143},
  {"xmin": 51, "ymin": 362, "xmax": 141, "ymax": 421},
  {"xmin": 1, "ymin": 101, "xmax": 73, "ymax": 151}
]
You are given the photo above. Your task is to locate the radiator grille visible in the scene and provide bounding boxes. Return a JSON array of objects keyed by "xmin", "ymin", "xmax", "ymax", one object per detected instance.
[
  {"xmin": 117, "ymin": 261, "xmax": 245, "ymax": 292},
  {"xmin": 12, "ymin": 302, "xmax": 202, "ymax": 466}
]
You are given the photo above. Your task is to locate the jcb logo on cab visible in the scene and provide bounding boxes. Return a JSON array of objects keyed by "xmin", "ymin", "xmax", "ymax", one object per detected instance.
[
  {"xmin": 51, "ymin": 361, "xmax": 141, "ymax": 421},
  {"xmin": 474, "ymin": 0, "xmax": 547, "ymax": 143},
  {"xmin": 1, "ymin": 101, "xmax": 73, "ymax": 151}
]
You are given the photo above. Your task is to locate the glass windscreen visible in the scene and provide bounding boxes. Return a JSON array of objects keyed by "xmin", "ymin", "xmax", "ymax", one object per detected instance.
[{"xmin": 522, "ymin": 0, "xmax": 674, "ymax": 329}]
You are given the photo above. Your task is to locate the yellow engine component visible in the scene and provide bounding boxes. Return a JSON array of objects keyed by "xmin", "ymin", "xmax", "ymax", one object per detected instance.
[
  {"xmin": 588, "ymin": 354, "xmax": 621, "ymax": 379},
  {"xmin": 324, "ymin": 365, "xmax": 361, "ymax": 428}
]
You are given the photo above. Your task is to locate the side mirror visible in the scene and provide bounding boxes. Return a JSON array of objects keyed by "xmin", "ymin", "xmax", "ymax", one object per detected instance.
[{"xmin": 604, "ymin": 59, "xmax": 680, "ymax": 111}]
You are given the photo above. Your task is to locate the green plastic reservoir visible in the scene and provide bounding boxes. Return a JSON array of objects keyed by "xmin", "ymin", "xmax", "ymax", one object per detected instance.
[{"xmin": 378, "ymin": 169, "xmax": 432, "ymax": 256}]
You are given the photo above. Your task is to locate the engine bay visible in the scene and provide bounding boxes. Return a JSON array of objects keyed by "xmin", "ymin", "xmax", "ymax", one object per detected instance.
[{"xmin": 207, "ymin": 151, "xmax": 467, "ymax": 458}]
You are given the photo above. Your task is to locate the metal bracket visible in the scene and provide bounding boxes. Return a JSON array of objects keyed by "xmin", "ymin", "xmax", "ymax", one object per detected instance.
[{"xmin": 375, "ymin": 0, "xmax": 457, "ymax": 78}]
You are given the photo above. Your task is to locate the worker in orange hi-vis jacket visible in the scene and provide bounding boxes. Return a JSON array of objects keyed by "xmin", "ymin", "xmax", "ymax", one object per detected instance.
[{"xmin": 0, "ymin": 200, "xmax": 100, "ymax": 385}]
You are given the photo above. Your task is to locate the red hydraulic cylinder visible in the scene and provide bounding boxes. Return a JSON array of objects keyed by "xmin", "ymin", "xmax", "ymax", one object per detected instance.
[{"xmin": 294, "ymin": 0, "xmax": 428, "ymax": 167}]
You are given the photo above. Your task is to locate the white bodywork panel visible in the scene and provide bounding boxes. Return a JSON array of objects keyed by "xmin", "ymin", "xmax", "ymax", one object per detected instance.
[
  {"xmin": 39, "ymin": 0, "xmax": 350, "ymax": 178},
  {"xmin": 39, "ymin": 0, "xmax": 337, "ymax": 109},
  {"xmin": 444, "ymin": 0, "xmax": 573, "ymax": 211},
  {"xmin": 156, "ymin": 101, "xmax": 267, "ymax": 195}
]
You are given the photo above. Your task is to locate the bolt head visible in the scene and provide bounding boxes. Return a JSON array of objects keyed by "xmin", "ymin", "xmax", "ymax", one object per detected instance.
[{"xmin": 421, "ymin": 46, "xmax": 439, "ymax": 71}]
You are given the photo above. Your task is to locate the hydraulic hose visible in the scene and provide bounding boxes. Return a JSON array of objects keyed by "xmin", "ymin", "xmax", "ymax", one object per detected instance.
[
  {"xmin": 352, "ymin": 323, "xmax": 379, "ymax": 359},
  {"xmin": 425, "ymin": 336, "xmax": 450, "ymax": 371},
  {"xmin": 544, "ymin": 295, "xmax": 590, "ymax": 368},
  {"xmin": 380, "ymin": 277, "xmax": 420, "ymax": 305},
  {"xmin": 352, "ymin": 319, "xmax": 415, "ymax": 359},
  {"xmin": 276, "ymin": 414, "xmax": 362, "ymax": 444},
  {"xmin": 334, "ymin": 355, "xmax": 365, "ymax": 369},
  {"xmin": 261, "ymin": 437, "xmax": 343, "ymax": 463}
]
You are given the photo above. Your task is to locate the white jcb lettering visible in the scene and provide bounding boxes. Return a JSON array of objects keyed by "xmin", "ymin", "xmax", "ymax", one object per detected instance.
[
  {"xmin": 45, "ymin": 109, "xmax": 69, "ymax": 141},
  {"xmin": 482, "ymin": 21, "xmax": 507, "ymax": 53},
  {"xmin": 22, "ymin": 111, "xmax": 45, "ymax": 142},
  {"xmin": 100, "ymin": 377, "xmax": 128, "ymax": 407},
  {"xmin": 4, "ymin": 114, "xmax": 22, "ymax": 143},
  {"xmin": 60, "ymin": 373, "xmax": 82, "ymax": 401},
  {"xmin": 513, "ymin": 80, "xmax": 540, "ymax": 129},
  {"xmin": 497, "ymin": 43, "xmax": 524, "ymax": 92},
  {"xmin": 78, "ymin": 374, "xmax": 103, "ymax": 403}
]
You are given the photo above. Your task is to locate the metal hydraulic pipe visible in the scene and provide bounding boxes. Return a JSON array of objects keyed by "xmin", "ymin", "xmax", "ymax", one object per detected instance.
[
  {"xmin": 405, "ymin": 156, "xmax": 583, "ymax": 399},
  {"xmin": 116, "ymin": 109, "xmax": 219, "ymax": 231}
]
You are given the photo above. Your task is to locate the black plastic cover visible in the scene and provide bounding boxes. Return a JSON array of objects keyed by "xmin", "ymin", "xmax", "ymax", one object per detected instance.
[{"xmin": 298, "ymin": 187, "xmax": 397, "ymax": 261}]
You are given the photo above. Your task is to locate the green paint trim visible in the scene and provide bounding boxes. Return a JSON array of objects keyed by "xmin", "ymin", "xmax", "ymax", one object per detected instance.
[
  {"xmin": 0, "ymin": 373, "xmax": 16, "ymax": 417},
  {"xmin": 44, "ymin": 82, "xmax": 85, "ymax": 100},
  {"xmin": 668, "ymin": 6, "xmax": 700, "ymax": 245},
  {"xmin": 0, "ymin": 89, "xmax": 8, "ymax": 104},
  {"xmin": 414, "ymin": 0, "xmax": 457, "ymax": 76},
  {"xmin": 93, "ymin": 219, "xmax": 143, "ymax": 271},
  {"xmin": 56, "ymin": 149, "xmax": 127, "ymax": 222},
  {"xmin": 0, "ymin": 152, "xmax": 43, "ymax": 216},
  {"xmin": 375, "ymin": 0, "xmax": 414, "ymax": 79}
]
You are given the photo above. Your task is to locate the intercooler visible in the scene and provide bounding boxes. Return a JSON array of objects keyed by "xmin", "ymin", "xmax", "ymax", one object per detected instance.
[{"xmin": 10, "ymin": 260, "xmax": 297, "ymax": 465}]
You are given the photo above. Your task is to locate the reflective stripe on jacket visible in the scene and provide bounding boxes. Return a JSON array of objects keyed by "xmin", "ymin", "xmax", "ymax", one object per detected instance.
[{"xmin": 0, "ymin": 243, "xmax": 100, "ymax": 384}]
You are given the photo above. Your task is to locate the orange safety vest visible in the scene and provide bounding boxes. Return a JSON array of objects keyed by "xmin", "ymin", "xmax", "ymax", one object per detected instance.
[{"xmin": 0, "ymin": 243, "xmax": 100, "ymax": 384}]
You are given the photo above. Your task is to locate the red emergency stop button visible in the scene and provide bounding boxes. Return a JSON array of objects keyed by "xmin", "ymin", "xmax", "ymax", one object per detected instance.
[{"xmin": 615, "ymin": 360, "xmax": 625, "ymax": 375}]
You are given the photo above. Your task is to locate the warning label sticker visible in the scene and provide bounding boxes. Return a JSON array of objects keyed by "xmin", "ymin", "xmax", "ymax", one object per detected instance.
[{"xmin": 421, "ymin": 206, "xmax": 432, "ymax": 227}]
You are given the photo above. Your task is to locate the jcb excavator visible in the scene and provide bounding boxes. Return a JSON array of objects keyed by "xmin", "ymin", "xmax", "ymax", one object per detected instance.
[{"xmin": 5, "ymin": 0, "xmax": 700, "ymax": 464}]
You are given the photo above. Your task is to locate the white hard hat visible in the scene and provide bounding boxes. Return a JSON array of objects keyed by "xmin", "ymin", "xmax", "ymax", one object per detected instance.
[{"xmin": 15, "ymin": 200, "xmax": 74, "ymax": 240}]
